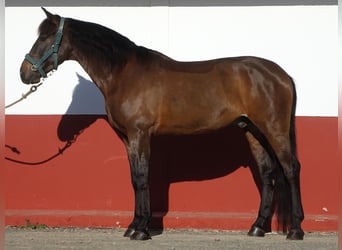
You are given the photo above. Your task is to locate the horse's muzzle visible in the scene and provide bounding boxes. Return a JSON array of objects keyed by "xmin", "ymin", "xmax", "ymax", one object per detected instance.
[{"xmin": 20, "ymin": 61, "xmax": 41, "ymax": 84}]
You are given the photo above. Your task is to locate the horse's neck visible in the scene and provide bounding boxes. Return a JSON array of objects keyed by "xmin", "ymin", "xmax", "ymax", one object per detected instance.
[{"xmin": 69, "ymin": 42, "xmax": 128, "ymax": 96}]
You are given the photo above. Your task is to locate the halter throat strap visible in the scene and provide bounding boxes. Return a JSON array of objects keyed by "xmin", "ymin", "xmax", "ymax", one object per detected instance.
[{"xmin": 25, "ymin": 17, "xmax": 65, "ymax": 78}]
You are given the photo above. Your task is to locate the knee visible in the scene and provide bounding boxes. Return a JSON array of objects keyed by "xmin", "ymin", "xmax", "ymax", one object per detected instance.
[
  {"xmin": 284, "ymin": 166, "xmax": 301, "ymax": 181},
  {"xmin": 132, "ymin": 176, "xmax": 149, "ymax": 191}
]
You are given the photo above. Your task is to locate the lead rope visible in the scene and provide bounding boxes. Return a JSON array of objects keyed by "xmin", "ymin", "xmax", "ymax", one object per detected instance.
[
  {"xmin": 4, "ymin": 70, "xmax": 55, "ymax": 109},
  {"xmin": 5, "ymin": 82, "xmax": 43, "ymax": 109},
  {"xmin": 5, "ymin": 137, "xmax": 76, "ymax": 166},
  {"xmin": 5, "ymin": 70, "xmax": 77, "ymax": 165}
]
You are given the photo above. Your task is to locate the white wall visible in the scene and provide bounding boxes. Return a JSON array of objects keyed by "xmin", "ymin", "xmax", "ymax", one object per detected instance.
[{"xmin": 5, "ymin": 6, "xmax": 338, "ymax": 116}]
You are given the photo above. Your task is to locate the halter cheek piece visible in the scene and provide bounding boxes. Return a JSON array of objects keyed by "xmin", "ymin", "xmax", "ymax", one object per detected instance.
[{"xmin": 25, "ymin": 17, "xmax": 65, "ymax": 78}]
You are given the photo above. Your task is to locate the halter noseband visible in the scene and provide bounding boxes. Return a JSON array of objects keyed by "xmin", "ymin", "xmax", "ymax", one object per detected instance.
[{"xmin": 25, "ymin": 17, "xmax": 65, "ymax": 78}]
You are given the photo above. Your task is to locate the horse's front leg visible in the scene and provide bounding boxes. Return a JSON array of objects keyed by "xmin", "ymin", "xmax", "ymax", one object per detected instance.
[{"xmin": 123, "ymin": 129, "xmax": 152, "ymax": 240}]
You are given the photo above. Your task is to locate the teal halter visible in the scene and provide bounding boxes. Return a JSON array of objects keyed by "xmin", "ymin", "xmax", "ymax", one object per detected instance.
[{"xmin": 25, "ymin": 17, "xmax": 65, "ymax": 78}]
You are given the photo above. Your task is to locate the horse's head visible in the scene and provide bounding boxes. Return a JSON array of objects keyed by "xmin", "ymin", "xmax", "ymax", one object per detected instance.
[{"xmin": 20, "ymin": 7, "xmax": 69, "ymax": 84}]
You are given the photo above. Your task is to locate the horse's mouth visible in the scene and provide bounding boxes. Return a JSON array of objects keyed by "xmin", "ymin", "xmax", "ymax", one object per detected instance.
[
  {"xmin": 20, "ymin": 71, "xmax": 41, "ymax": 85},
  {"xmin": 29, "ymin": 78, "xmax": 42, "ymax": 84}
]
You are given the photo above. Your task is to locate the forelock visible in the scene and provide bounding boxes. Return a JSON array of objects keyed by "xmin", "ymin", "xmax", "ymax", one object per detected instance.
[{"xmin": 38, "ymin": 18, "xmax": 57, "ymax": 37}]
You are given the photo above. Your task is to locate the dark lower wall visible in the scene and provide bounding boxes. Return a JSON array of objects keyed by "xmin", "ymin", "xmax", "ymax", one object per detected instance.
[{"xmin": 5, "ymin": 115, "xmax": 338, "ymax": 231}]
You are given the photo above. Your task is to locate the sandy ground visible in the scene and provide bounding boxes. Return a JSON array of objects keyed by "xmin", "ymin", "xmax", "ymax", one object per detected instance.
[{"xmin": 5, "ymin": 227, "xmax": 338, "ymax": 250}]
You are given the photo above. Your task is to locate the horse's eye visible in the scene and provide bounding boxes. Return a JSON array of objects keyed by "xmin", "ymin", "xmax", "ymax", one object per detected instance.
[{"xmin": 38, "ymin": 32, "xmax": 54, "ymax": 41}]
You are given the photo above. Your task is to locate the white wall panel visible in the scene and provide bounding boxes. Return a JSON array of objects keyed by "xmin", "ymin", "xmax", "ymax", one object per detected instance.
[{"xmin": 5, "ymin": 6, "xmax": 337, "ymax": 116}]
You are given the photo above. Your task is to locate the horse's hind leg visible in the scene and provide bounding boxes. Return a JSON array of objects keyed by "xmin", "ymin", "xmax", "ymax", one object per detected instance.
[
  {"xmin": 257, "ymin": 130, "xmax": 304, "ymax": 240},
  {"xmin": 239, "ymin": 113, "xmax": 304, "ymax": 239},
  {"xmin": 245, "ymin": 132, "xmax": 275, "ymax": 237},
  {"xmin": 270, "ymin": 140, "xmax": 304, "ymax": 239},
  {"xmin": 282, "ymin": 153, "xmax": 304, "ymax": 240}
]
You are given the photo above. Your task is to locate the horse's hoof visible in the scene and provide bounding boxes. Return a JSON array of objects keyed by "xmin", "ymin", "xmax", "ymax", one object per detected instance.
[
  {"xmin": 123, "ymin": 228, "xmax": 135, "ymax": 237},
  {"xmin": 286, "ymin": 229, "xmax": 304, "ymax": 240},
  {"xmin": 130, "ymin": 230, "xmax": 151, "ymax": 240},
  {"xmin": 248, "ymin": 226, "xmax": 266, "ymax": 237}
]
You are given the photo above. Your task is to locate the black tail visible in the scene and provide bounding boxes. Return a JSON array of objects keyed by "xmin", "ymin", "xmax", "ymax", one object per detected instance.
[{"xmin": 273, "ymin": 161, "xmax": 292, "ymax": 233}]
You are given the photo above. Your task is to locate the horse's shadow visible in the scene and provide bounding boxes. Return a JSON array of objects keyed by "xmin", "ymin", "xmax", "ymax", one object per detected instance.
[
  {"xmin": 57, "ymin": 74, "xmax": 261, "ymax": 234},
  {"xmin": 149, "ymin": 127, "xmax": 261, "ymax": 233},
  {"xmin": 57, "ymin": 74, "xmax": 106, "ymax": 142}
]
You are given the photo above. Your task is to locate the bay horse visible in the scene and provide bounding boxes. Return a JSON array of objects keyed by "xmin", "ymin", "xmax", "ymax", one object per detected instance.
[{"xmin": 20, "ymin": 8, "xmax": 304, "ymax": 240}]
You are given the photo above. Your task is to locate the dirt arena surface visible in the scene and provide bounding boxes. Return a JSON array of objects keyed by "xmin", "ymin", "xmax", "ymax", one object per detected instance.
[{"xmin": 5, "ymin": 227, "xmax": 337, "ymax": 250}]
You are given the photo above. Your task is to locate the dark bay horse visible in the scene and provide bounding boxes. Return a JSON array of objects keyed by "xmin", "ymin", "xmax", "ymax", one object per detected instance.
[{"xmin": 20, "ymin": 8, "xmax": 304, "ymax": 240}]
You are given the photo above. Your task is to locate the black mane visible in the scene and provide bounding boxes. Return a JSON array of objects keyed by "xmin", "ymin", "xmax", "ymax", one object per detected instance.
[
  {"xmin": 67, "ymin": 18, "xmax": 140, "ymax": 68},
  {"xmin": 38, "ymin": 16, "xmax": 165, "ymax": 71}
]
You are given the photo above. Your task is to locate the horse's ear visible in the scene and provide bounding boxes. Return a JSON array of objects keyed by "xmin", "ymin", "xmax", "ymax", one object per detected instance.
[
  {"xmin": 41, "ymin": 7, "xmax": 53, "ymax": 19},
  {"xmin": 41, "ymin": 7, "xmax": 60, "ymax": 24}
]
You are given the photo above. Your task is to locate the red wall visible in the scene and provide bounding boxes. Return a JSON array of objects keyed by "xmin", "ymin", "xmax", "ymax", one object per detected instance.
[{"xmin": 5, "ymin": 115, "xmax": 338, "ymax": 231}]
